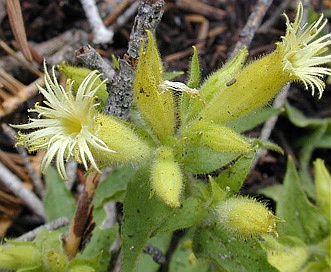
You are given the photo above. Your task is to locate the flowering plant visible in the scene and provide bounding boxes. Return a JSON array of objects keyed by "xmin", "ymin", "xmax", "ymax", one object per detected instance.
[{"xmin": 5, "ymin": 2, "xmax": 330, "ymax": 272}]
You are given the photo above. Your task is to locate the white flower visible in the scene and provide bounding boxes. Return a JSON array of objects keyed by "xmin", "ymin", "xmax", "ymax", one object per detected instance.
[
  {"xmin": 279, "ymin": 2, "xmax": 331, "ymax": 98},
  {"xmin": 14, "ymin": 63, "xmax": 115, "ymax": 180}
]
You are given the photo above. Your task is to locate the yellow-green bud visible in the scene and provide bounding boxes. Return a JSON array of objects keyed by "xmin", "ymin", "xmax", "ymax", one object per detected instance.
[
  {"xmin": 133, "ymin": 30, "xmax": 176, "ymax": 142},
  {"xmin": 69, "ymin": 265, "xmax": 96, "ymax": 272},
  {"xmin": 199, "ymin": 49, "xmax": 288, "ymax": 124},
  {"xmin": 215, "ymin": 197, "xmax": 281, "ymax": 238},
  {"xmin": 93, "ymin": 113, "xmax": 152, "ymax": 164},
  {"xmin": 150, "ymin": 146, "xmax": 183, "ymax": 207},
  {"xmin": 0, "ymin": 243, "xmax": 42, "ymax": 270},
  {"xmin": 200, "ymin": 2, "xmax": 331, "ymax": 124},
  {"xmin": 183, "ymin": 120, "xmax": 251, "ymax": 153},
  {"xmin": 185, "ymin": 47, "xmax": 248, "ymax": 122},
  {"xmin": 44, "ymin": 249, "xmax": 68, "ymax": 272}
]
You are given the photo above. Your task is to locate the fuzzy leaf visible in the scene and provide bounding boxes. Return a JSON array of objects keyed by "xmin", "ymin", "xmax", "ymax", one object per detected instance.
[
  {"xmin": 121, "ymin": 168, "xmax": 173, "ymax": 272},
  {"xmin": 213, "ymin": 151, "xmax": 256, "ymax": 195},
  {"xmin": 152, "ymin": 197, "xmax": 207, "ymax": 235},
  {"xmin": 261, "ymin": 235, "xmax": 309, "ymax": 272},
  {"xmin": 182, "ymin": 144, "xmax": 242, "ymax": 174},
  {"xmin": 193, "ymin": 226, "xmax": 278, "ymax": 272}
]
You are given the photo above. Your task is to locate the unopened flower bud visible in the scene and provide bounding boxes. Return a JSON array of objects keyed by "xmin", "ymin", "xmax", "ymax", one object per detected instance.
[
  {"xmin": 215, "ymin": 197, "xmax": 282, "ymax": 237},
  {"xmin": 0, "ymin": 242, "xmax": 42, "ymax": 270},
  {"xmin": 151, "ymin": 146, "xmax": 183, "ymax": 207}
]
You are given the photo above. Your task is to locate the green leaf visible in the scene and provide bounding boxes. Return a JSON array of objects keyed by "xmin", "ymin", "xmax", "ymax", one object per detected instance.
[
  {"xmin": 253, "ymin": 139, "xmax": 283, "ymax": 154},
  {"xmin": 213, "ymin": 151, "xmax": 256, "ymax": 195},
  {"xmin": 297, "ymin": 124, "xmax": 327, "ymax": 199},
  {"xmin": 276, "ymin": 157, "xmax": 330, "ymax": 244},
  {"xmin": 169, "ymin": 230, "xmax": 209, "ymax": 272},
  {"xmin": 93, "ymin": 167, "xmax": 137, "ymax": 225},
  {"xmin": 258, "ymin": 184, "xmax": 283, "ymax": 203},
  {"xmin": 261, "ymin": 235, "xmax": 309, "ymax": 272},
  {"xmin": 34, "ymin": 229, "xmax": 64, "ymax": 253},
  {"xmin": 193, "ymin": 226, "xmax": 277, "ymax": 272},
  {"xmin": 182, "ymin": 145, "xmax": 242, "ymax": 174},
  {"xmin": 121, "ymin": 168, "xmax": 173, "ymax": 272},
  {"xmin": 78, "ymin": 225, "xmax": 119, "ymax": 272},
  {"xmin": 152, "ymin": 197, "xmax": 208, "ymax": 235},
  {"xmin": 314, "ymin": 159, "xmax": 331, "ymax": 222},
  {"xmin": 163, "ymin": 71, "xmax": 184, "ymax": 81},
  {"xmin": 285, "ymin": 102, "xmax": 327, "ymax": 127},
  {"xmin": 187, "ymin": 46, "xmax": 200, "ymax": 89},
  {"xmin": 44, "ymin": 166, "xmax": 76, "ymax": 222},
  {"xmin": 226, "ymin": 107, "xmax": 282, "ymax": 133},
  {"xmin": 180, "ymin": 46, "xmax": 200, "ymax": 123}
]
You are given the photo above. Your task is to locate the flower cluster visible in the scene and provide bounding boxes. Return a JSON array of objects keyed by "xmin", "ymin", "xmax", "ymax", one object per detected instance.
[{"xmin": 14, "ymin": 3, "xmax": 330, "ymax": 211}]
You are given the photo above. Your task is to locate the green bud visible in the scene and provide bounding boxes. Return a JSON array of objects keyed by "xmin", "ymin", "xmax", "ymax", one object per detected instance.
[
  {"xmin": 184, "ymin": 48, "xmax": 248, "ymax": 122},
  {"xmin": 151, "ymin": 146, "xmax": 183, "ymax": 207},
  {"xmin": 199, "ymin": 49, "xmax": 288, "ymax": 124},
  {"xmin": 215, "ymin": 197, "xmax": 282, "ymax": 237},
  {"xmin": 44, "ymin": 249, "xmax": 68, "ymax": 272},
  {"xmin": 69, "ymin": 265, "xmax": 96, "ymax": 272},
  {"xmin": 199, "ymin": 2, "xmax": 331, "ymax": 124},
  {"xmin": 183, "ymin": 120, "xmax": 251, "ymax": 152},
  {"xmin": 93, "ymin": 113, "xmax": 152, "ymax": 165},
  {"xmin": 0, "ymin": 242, "xmax": 42, "ymax": 270},
  {"xmin": 57, "ymin": 63, "xmax": 108, "ymax": 108}
]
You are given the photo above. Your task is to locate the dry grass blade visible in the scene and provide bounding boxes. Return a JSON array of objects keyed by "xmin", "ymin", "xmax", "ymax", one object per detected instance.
[
  {"xmin": 104, "ymin": 0, "xmax": 131, "ymax": 25},
  {"xmin": 0, "ymin": 70, "xmax": 44, "ymax": 118},
  {"xmin": 176, "ymin": 0, "xmax": 226, "ymax": 20},
  {"xmin": 6, "ymin": 0, "xmax": 33, "ymax": 62}
]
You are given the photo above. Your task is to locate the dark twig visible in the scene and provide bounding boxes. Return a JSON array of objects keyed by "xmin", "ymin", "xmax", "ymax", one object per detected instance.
[
  {"xmin": 75, "ymin": 44, "xmax": 115, "ymax": 81},
  {"xmin": 15, "ymin": 217, "xmax": 69, "ymax": 242},
  {"xmin": 104, "ymin": 0, "xmax": 165, "ymax": 119},
  {"xmin": 143, "ymin": 243, "xmax": 166, "ymax": 265},
  {"xmin": 229, "ymin": 0, "xmax": 273, "ymax": 59}
]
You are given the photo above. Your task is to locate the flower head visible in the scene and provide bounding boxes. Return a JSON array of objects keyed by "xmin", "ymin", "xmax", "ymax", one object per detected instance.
[
  {"xmin": 14, "ymin": 63, "xmax": 115, "ymax": 180},
  {"xmin": 279, "ymin": 2, "xmax": 331, "ymax": 98}
]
